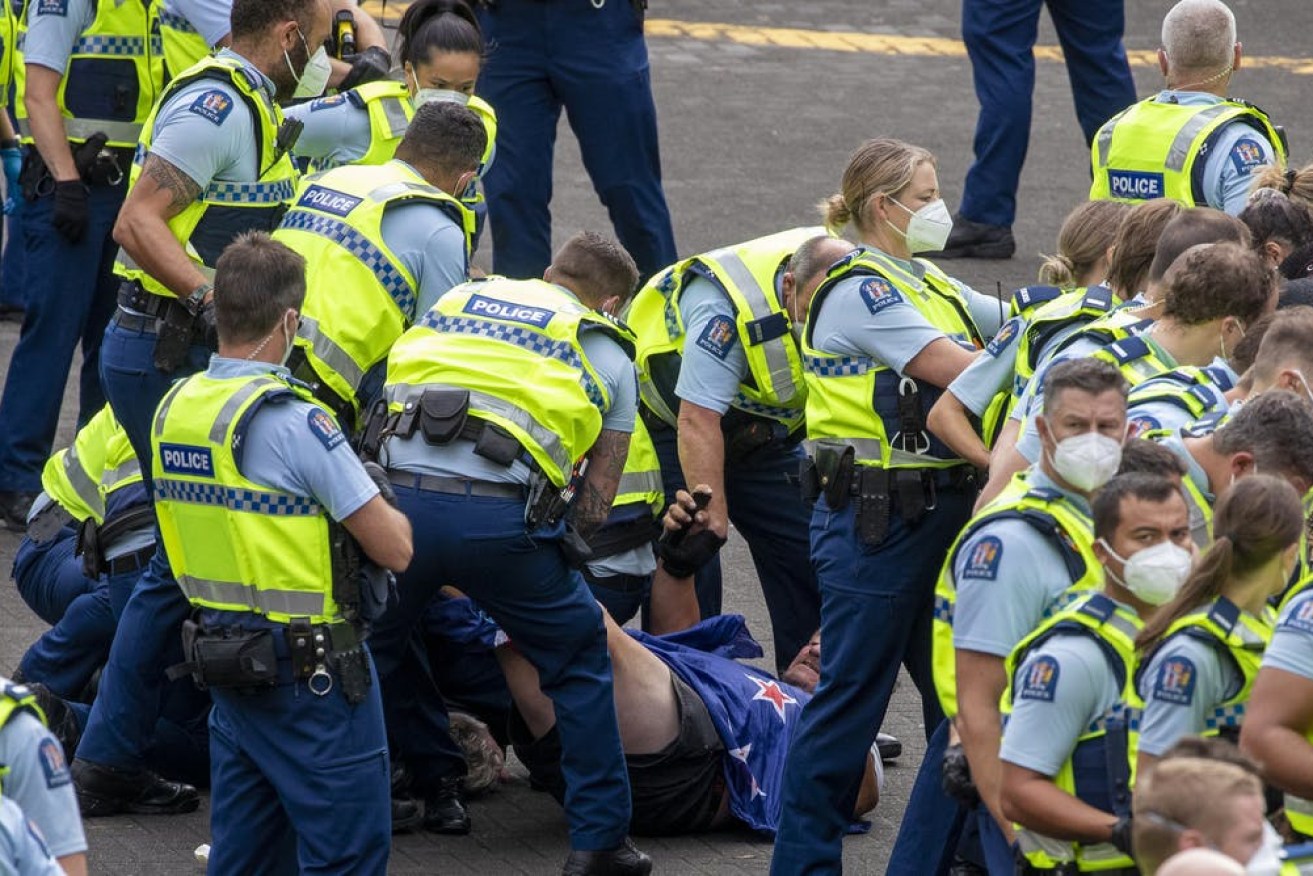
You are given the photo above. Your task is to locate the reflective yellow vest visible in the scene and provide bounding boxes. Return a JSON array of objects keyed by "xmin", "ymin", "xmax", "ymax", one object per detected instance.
[
  {"xmin": 151, "ymin": 371, "xmax": 344, "ymax": 624},
  {"xmin": 40, "ymin": 405, "xmax": 140, "ymax": 525},
  {"xmin": 273, "ymin": 160, "xmax": 473, "ymax": 423},
  {"xmin": 1091, "ymin": 95, "xmax": 1287, "ymax": 207},
  {"xmin": 114, "ymin": 53, "xmax": 299, "ymax": 300},
  {"xmin": 385, "ymin": 278, "xmax": 636, "ymax": 488},
  {"xmin": 15, "ymin": 0, "xmax": 163, "ymax": 148},
  {"xmin": 613, "ymin": 416, "xmax": 664, "ymax": 518},
  {"xmin": 0, "ymin": 680, "xmax": 46, "ymax": 794},
  {"xmin": 1139, "ymin": 596, "xmax": 1271, "ymax": 743},
  {"xmin": 629, "ymin": 227, "xmax": 818, "ymax": 431},
  {"xmin": 157, "ymin": 3, "xmax": 210, "ymax": 81},
  {"xmin": 1126, "ymin": 364, "xmax": 1235, "ymax": 435},
  {"xmin": 1090, "ymin": 333, "xmax": 1178, "ymax": 389},
  {"xmin": 932, "ymin": 471, "xmax": 1100, "ymax": 718},
  {"xmin": 1004, "ymin": 593, "xmax": 1143, "ymax": 872},
  {"xmin": 0, "ymin": 0, "xmax": 16, "ymax": 91},
  {"xmin": 801, "ymin": 247, "xmax": 983, "ymax": 469}
]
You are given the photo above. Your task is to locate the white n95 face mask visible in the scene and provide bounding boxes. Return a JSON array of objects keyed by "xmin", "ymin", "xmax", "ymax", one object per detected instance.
[
  {"xmin": 414, "ymin": 88, "xmax": 470, "ymax": 107},
  {"xmin": 1101, "ymin": 539, "xmax": 1194, "ymax": 606},
  {"xmin": 888, "ymin": 197, "xmax": 954, "ymax": 253},
  {"xmin": 1049, "ymin": 430, "xmax": 1122, "ymax": 492},
  {"xmin": 287, "ymin": 27, "xmax": 332, "ymax": 100}
]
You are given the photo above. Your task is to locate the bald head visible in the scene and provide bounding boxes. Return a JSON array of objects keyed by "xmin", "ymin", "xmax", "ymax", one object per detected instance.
[
  {"xmin": 1161, "ymin": 0, "xmax": 1238, "ymax": 87},
  {"xmin": 783, "ymin": 235, "xmax": 855, "ymax": 324}
]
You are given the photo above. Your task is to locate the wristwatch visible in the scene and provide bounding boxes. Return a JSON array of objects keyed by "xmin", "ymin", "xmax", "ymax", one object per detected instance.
[{"xmin": 183, "ymin": 282, "xmax": 213, "ymax": 316}]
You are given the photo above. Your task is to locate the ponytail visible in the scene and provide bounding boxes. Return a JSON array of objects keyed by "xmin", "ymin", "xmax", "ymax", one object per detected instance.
[
  {"xmin": 819, "ymin": 193, "xmax": 852, "ymax": 234},
  {"xmin": 1037, "ymin": 253, "xmax": 1077, "ymax": 288}
]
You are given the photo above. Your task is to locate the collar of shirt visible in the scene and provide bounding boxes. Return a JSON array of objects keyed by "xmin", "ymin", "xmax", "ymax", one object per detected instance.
[
  {"xmin": 216, "ymin": 47, "xmax": 277, "ymax": 102},
  {"xmin": 1154, "ymin": 90, "xmax": 1225, "ymax": 107},
  {"xmin": 1026, "ymin": 465, "xmax": 1093, "ymax": 515},
  {"xmin": 858, "ymin": 244, "xmax": 925, "ymax": 280},
  {"xmin": 207, "ymin": 355, "xmax": 291, "ymax": 380}
]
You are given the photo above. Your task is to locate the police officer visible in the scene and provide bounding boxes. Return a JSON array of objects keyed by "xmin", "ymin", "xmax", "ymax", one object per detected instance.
[
  {"xmin": 374, "ymin": 231, "xmax": 652, "ymax": 872},
  {"xmin": 73, "ymin": 0, "xmax": 331, "ymax": 817},
  {"xmin": 148, "ymin": 232, "xmax": 411, "ymax": 873},
  {"xmin": 0, "ymin": 797, "xmax": 62, "ymax": 876},
  {"xmin": 0, "ymin": 0, "xmax": 164, "ymax": 528},
  {"xmin": 1091, "ymin": 0, "xmax": 1286, "ymax": 215},
  {"xmin": 474, "ymin": 0, "xmax": 676, "ymax": 281},
  {"xmin": 999, "ymin": 473, "xmax": 1194, "ymax": 874},
  {"xmin": 771, "ymin": 138, "xmax": 1004, "ymax": 875},
  {"xmin": 274, "ymin": 100, "xmax": 483, "ymax": 430},
  {"xmin": 930, "ymin": 359, "xmax": 1128, "ymax": 874},
  {"xmin": 1134, "ymin": 475, "xmax": 1300, "ymax": 778},
  {"xmin": 0, "ymin": 0, "xmax": 27, "ymax": 325},
  {"xmin": 0, "ymin": 679, "xmax": 87, "ymax": 876},
  {"xmin": 628, "ymin": 230, "xmax": 852, "ymax": 672}
]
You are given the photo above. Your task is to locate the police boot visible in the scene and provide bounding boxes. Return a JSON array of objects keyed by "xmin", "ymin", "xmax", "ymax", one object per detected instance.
[
  {"xmin": 925, "ymin": 215, "xmax": 1016, "ymax": 260},
  {"xmin": 28, "ymin": 683, "xmax": 81, "ymax": 758},
  {"xmin": 562, "ymin": 838, "xmax": 653, "ymax": 876},
  {"xmin": 876, "ymin": 731, "xmax": 902, "ymax": 761},
  {"xmin": 391, "ymin": 797, "xmax": 423, "ymax": 834},
  {"xmin": 423, "ymin": 777, "xmax": 471, "ymax": 835},
  {"xmin": 71, "ymin": 758, "xmax": 200, "ymax": 817}
]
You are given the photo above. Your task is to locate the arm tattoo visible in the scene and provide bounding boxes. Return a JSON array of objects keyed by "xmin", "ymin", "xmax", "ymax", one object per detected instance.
[
  {"xmin": 569, "ymin": 429, "xmax": 630, "ymax": 539},
  {"xmin": 142, "ymin": 154, "xmax": 202, "ymax": 214}
]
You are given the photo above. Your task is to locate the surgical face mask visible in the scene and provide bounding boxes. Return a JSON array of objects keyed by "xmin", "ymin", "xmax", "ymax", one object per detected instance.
[
  {"xmin": 1100, "ymin": 538, "xmax": 1194, "ymax": 606},
  {"xmin": 286, "ymin": 28, "xmax": 331, "ymax": 99},
  {"xmin": 414, "ymin": 86, "xmax": 470, "ymax": 107},
  {"xmin": 279, "ymin": 314, "xmax": 297, "ymax": 367},
  {"xmin": 886, "ymin": 197, "xmax": 953, "ymax": 254},
  {"xmin": 1046, "ymin": 429, "xmax": 1122, "ymax": 492}
]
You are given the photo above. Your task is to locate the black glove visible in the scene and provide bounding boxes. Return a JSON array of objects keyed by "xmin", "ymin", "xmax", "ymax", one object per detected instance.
[
  {"xmin": 363, "ymin": 461, "xmax": 398, "ymax": 507},
  {"xmin": 338, "ymin": 46, "xmax": 391, "ymax": 92},
  {"xmin": 658, "ymin": 529, "xmax": 727, "ymax": 579},
  {"xmin": 197, "ymin": 301, "xmax": 218, "ymax": 350},
  {"xmin": 941, "ymin": 741, "xmax": 980, "ymax": 807},
  {"xmin": 52, "ymin": 180, "xmax": 89, "ymax": 243},
  {"xmin": 1109, "ymin": 815, "xmax": 1134, "ymax": 857}
]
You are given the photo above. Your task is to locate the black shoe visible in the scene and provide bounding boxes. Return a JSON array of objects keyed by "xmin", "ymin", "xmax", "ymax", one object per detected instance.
[
  {"xmin": 71, "ymin": 758, "xmax": 200, "ymax": 817},
  {"xmin": 423, "ymin": 777, "xmax": 471, "ymax": 835},
  {"xmin": 0, "ymin": 304, "xmax": 21, "ymax": 323},
  {"xmin": 876, "ymin": 731, "xmax": 902, "ymax": 762},
  {"xmin": 926, "ymin": 215, "xmax": 1016, "ymax": 260},
  {"xmin": 562, "ymin": 838, "xmax": 653, "ymax": 876},
  {"xmin": 0, "ymin": 490, "xmax": 37, "ymax": 531},
  {"xmin": 391, "ymin": 797, "xmax": 423, "ymax": 834},
  {"xmin": 28, "ymin": 683, "xmax": 81, "ymax": 758}
]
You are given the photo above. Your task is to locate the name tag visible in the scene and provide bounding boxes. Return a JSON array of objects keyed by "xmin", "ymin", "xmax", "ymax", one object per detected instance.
[
  {"xmin": 297, "ymin": 185, "xmax": 363, "ymax": 217},
  {"xmin": 463, "ymin": 294, "xmax": 553, "ymax": 329},
  {"xmin": 159, "ymin": 443, "xmax": 214, "ymax": 477},
  {"xmin": 1108, "ymin": 170, "xmax": 1165, "ymax": 200}
]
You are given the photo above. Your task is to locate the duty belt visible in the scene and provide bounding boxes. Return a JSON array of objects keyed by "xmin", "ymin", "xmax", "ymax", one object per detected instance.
[
  {"xmin": 385, "ymin": 470, "xmax": 526, "ymax": 500},
  {"xmin": 107, "ymin": 544, "xmax": 155, "ymax": 576},
  {"xmin": 115, "ymin": 281, "xmax": 189, "ymax": 333}
]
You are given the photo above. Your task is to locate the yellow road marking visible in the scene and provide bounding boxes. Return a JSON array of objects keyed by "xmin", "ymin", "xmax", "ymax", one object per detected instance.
[{"xmin": 356, "ymin": 3, "xmax": 1313, "ymax": 76}]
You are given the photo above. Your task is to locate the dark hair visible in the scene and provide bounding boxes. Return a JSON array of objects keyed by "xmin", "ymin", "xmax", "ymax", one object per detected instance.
[
  {"xmin": 1106, "ymin": 199, "xmax": 1183, "ymax": 297},
  {"xmin": 788, "ymin": 236, "xmax": 852, "ymax": 294},
  {"xmin": 550, "ymin": 231, "xmax": 640, "ymax": 306},
  {"xmin": 1136, "ymin": 474, "xmax": 1301, "ymax": 650},
  {"xmin": 1147, "ymin": 208, "xmax": 1251, "ymax": 285},
  {"xmin": 1160, "ymin": 241, "xmax": 1274, "ymax": 327},
  {"xmin": 1230, "ymin": 311, "xmax": 1275, "ymax": 376},
  {"xmin": 213, "ymin": 232, "xmax": 306, "ymax": 345},
  {"xmin": 1280, "ymin": 242, "xmax": 1313, "ymax": 281},
  {"xmin": 395, "ymin": 101, "xmax": 486, "ymax": 179},
  {"xmin": 1118, "ymin": 439, "xmax": 1188, "ymax": 479},
  {"xmin": 396, "ymin": 0, "xmax": 483, "ymax": 67},
  {"xmin": 1213, "ymin": 390, "xmax": 1313, "ymax": 485},
  {"xmin": 1239, "ymin": 189, "xmax": 1313, "ymax": 257},
  {"xmin": 1091, "ymin": 472, "xmax": 1182, "ymax": 543},
  {"xmin": 1042, "ymin": 357, "xmax": 1129, "ymax": 416},
  {"xmin": 1282, "ymin": 278, "xmax": 1313, "ymax": 308},
  {"xmin": 230, "ymin": 0, "xmax": 318, "ymax": 41},
  {"xmin": 1250, "ymin": 307, "xmax": 1313, "ymax": 386}
]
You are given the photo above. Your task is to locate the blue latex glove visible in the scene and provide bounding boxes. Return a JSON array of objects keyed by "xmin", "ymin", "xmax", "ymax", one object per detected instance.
[{"xmin": 2, "ymin": 146, "xmax": 22, "ymax": 215}]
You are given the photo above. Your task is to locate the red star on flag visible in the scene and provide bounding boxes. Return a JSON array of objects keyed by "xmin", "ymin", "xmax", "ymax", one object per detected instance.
[{"xmin": 749, "ymin": 675, "xmax": 797, "ymax": 721}]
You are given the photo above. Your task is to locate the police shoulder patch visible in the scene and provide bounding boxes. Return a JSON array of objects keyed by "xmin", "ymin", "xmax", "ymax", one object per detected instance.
[
  {"xmin": 37, "ymin": 737, "xmax": 70, "ymax": 788},
  {"xmin": 1018, "ymin": 655, "xmax": 1060, "ymax": 702},
  {"xmin": 309, "ymin": 93, "xmax": 348, "ymax": 112},
  {"xmin": 858, "ymin": 277, "xmax": 903, "ymax": 315},
  {"xmin": 1229, "ymin": 138, "xmax": 1267, "ymax": 175},
  {"xmin": 1127, "ymin": 414, "xmax": 1161, "ymax": 439},
  {"xmin": 1152, "ymin": 655, "xmax": 1197, "ymax": 706},
  {"xmin": 188, "ymin": 89, "xmax": 235, "ymax": 126},
  {"xmin": 1280, "ymin": 596, "xmax": 1313, "ymax": 635},
  {"xmin": 35, "ymin": 0, "xmax": 67, "ymax": 16},
  {"xmin": 695, "ymin": 314, "xmax": 739, "ymax": 361},
  {"xmin": 306, "ymin": 407, "xmax": 345, "ymax": 451},
  {"xmin": 985, "ymin": 317, "xmax": 1021, "ymax": 357},
  {"xmin": 961, "ymin": 535, "xmax": 1003, "ymax": 581}
]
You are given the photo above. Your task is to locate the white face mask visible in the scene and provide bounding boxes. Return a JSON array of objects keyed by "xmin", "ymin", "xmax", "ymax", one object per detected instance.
[
  {"xmin": 279, "ymin": 315, "xmax": 296, "ymax": 367},
  {"xmin": 1047, "ymin": 429, "xmax": 1123, "ymax": 492},
  {"xmin": 1100, "ymin": 538, "xmax": 1194, "ymax": 606},
  {"xmin": 287, "ymin": 29, "xmax": 331, "ymax": 99},
  {"xmin": 887, "ymin": 197, "xmax": 954, "ymax": 254},
  {"xmin": 1245, "ymin": 821, "xmax": 1284, "ymax": 875},
  {"xmin": 414, "ymin": 87, "xmax": 470, "ymax": 107}
]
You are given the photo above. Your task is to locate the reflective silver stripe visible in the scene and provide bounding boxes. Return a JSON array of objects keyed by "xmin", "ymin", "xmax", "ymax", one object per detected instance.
[
  {"xmin": 153, "ymin": 380, "xmax": 189, "ymax": 440},
  {"xmin": 1015, "ymin": 831, "xmax": 1127, "ymax": 867},
  {"xmin": 704, "ymin": 248, "xmax": 800, "ymax": 404},
  {"xmin": 379, "ymin": 98, "xmax": 410, "ymax": 139},
  {"xmin": 61, "ymin": 446, "xmax": 102, "ymax": 511},
  {"xmin": 1094, "ymin": 112, "xmax": 1125, "ymax": 169},
  {"xmin": 387, "ymin": 383, "xmax": 573, "ymax": 475},
  {"xmin": 1103, "ymin": 611, "xmax": 1140, "ymax": 642},
  {"xmin": 102, "ymin": 459, "xmax": 142, "ymax": 491},
  {"xmin": 616, "ymin": 469, "xmax": 662, "ymax": 498},
  {"xmin": 177, "ymin": 574, "xmax": 327, "ymax": 617},
  {"xmin": 18, "ymin": 118, "xmax": 143, "ymax": 144},
  {"xmin": 368, "ymin": 180, "xmax": 439, "ymax": 201},
  {"xmin": 1166, "ymin": 103, "xmax": 1235, "ymax": 172},
  {"xmin": 638, "ymin": 377, "xmax": 678, "ymax": 427},
  {"xmin": 117, "ymin": 247, "xmax": 217, "ymax": 281},
  {"xmin": 209, "ymin": 378, "xmax": 283, "ymax": 444},
  {"xmin": 298, "ymin": 317, "xmax": 365, "ymax": 391},
  {"xmin": 803, "ymin": 436, "xmax": 958, "ymax": 468},
  {"xmin": 1287, "ymin": 793, "xmax": 1313, "ymax": 820}
]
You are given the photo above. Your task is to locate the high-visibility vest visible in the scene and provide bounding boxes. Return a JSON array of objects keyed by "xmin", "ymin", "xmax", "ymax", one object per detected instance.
[
  {"xmin": 612, "ymin": 416, "xmax": 663, "ymax": 518},
  {"xmin": 0, "ymin": 679, "xmax": 46, "ymax": 795},
  {"xmin": 40, "ymin": 405, "xmax": 140, "ymax": 525},
  {"xmin": 156, "ymin": 1, "xmax": 210, "ymax": 81}
]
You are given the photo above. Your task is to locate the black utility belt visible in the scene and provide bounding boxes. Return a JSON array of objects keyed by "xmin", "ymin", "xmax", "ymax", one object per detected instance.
[
  {"xmin": 77, "ymin": 505, "xmax": 155, "ymax": 579},
  {"xmin": 116, "ymin": 280, "xmax": 217, "ymax": 372}
]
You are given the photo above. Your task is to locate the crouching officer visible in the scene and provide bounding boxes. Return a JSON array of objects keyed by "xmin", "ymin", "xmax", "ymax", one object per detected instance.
[
  {"xmin": 151, "ymin": 233, "xmax": 413, "ymax": 874},
  {"xmin": 999, "ymin": 473, "xmax": 1195, "ymax": 874},
  {"xmin": 369, "ymin": 231, "xmax": 652, "ymax": 873},
  {"xmin": 274, "ymin": 100, "xmax": 483, "ymax": 432}
]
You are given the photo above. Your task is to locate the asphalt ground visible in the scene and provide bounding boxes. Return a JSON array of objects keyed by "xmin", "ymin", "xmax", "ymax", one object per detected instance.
[{"xmin": 2, "ymin": 0, "xmax": 1311, "ymax": 871}]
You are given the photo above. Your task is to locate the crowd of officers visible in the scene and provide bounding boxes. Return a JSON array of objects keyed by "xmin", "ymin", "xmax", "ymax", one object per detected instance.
[{"xmin": 6, "ymin": 0, "xmax": 1313, "ymax": 874}]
